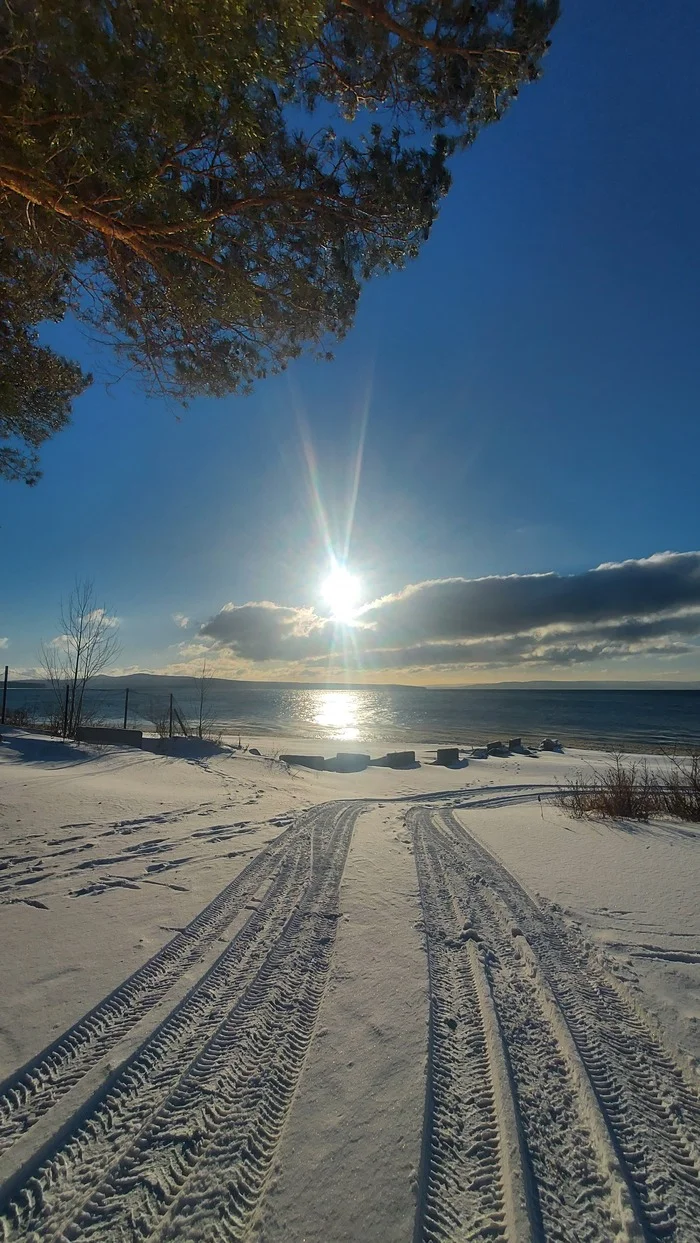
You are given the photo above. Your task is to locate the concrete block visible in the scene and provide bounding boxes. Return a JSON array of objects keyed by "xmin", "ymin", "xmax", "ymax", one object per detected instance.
[
  {"xmin": 540, "ymin": 737, "xmax": 561, "ymax": 752},
  {"xmin": 436, "ymin": 747, "xmax": 459, "ymax": 767},
  {"xmin": 487, "ymin": 740, "xmax": 511, "ymax": 757},
  {"xmin": 332, "ymin": 752, "xmax": 370, "ymax": 772},
  {"xmin": 386, "ymin": 750, "xmax": 416, "ymax": 768}
]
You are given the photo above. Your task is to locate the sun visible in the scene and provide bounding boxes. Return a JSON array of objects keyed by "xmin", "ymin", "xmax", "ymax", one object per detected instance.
[{"xmin": 321, "ymin": 564, "xmax": 361, "ymax": 624}]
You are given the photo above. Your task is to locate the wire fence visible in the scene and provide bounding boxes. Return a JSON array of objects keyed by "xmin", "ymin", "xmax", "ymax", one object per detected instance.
[{"xmin": 0, "ymin": 666, "xmax": 212, "ymax": 739}]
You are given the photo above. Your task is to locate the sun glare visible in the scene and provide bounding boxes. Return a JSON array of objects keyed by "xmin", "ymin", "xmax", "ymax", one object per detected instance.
[
  {"xmin": 321, "ymin": 565, "xmax": 361, "ymax": 624},
  {"xmin": 314, "ymin": 689, "xmax": 360, "ymax": 741}
]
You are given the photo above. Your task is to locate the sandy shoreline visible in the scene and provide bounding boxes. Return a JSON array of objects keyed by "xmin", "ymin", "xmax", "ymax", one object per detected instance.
[
  {"xmin": 223, "ymin": 722, "xmax": 700, "ymax": 753},
  {"xmin": 0, "ymin": 727, "xmax": 698, "ymax": 1240}
]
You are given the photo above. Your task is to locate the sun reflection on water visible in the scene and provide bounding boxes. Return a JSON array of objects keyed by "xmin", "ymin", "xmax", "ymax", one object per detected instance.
[{"xmin": 313, "ymin": 690, "xmax": 361, "ymax": 741}]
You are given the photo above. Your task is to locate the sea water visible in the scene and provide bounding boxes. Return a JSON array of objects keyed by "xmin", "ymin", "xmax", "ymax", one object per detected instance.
[{"xmin": 5, "ymin": 683, "xmax": 699, "ymax": 752}]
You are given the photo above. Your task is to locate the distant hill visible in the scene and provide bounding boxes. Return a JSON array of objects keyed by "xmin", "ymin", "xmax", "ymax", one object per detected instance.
[
  {"xmin": 9, "ymin": 674, "xmax": 699, "ymax": 692},
  {"xmin": 450, "ymin": 680, "xmax": 700, "ymax": 691},
  {"xmin": 87, "ymin": 674, "xmax": 426, "ymax": 692}
]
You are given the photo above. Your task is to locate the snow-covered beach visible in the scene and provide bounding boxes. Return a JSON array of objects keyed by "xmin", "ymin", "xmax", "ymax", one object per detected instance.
[{"xmin": 0, "ymin": 728, "xmax": 698, "ymax": 1241}]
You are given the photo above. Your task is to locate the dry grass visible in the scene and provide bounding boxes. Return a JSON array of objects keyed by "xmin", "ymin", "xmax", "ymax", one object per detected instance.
[
  {"xmin": 662, "ymin": 754, "xmax": 700, "ymax": 821},
  {"xmin": 3, "ymin": 706, "xmax": 36, "ymax": 728},
  {"xmin": 558, "ymin": 754, "xmax": 700, "ymax": 823}
]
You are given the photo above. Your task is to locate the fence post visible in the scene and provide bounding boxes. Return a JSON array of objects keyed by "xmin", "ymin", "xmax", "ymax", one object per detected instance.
[
  {"xmin": 62, "ymin": 683, "xmax": 70, "ymax": 739},
  {"xmin": 169, "ymin": 693, "xmax": 174, "ymax": 739},
  {"xmin": 123, "ymin": 687, "xmax": 129, "ymax": 730},
  {"xmin": 1, "ymin": 665, "xmax": 7, "ymax": 725}
]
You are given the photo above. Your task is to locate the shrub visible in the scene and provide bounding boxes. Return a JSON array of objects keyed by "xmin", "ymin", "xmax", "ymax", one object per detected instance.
[
  {"xmin": 557, "ymin": 754, "xmax": 700, "ymax": 823},
  {"xmin": 4, "ymin": 705, "xmax": 35, "ymax": 727},
  {"xmin": 662, "ymin": 755, "xmax": 700, "ymax": 822}
]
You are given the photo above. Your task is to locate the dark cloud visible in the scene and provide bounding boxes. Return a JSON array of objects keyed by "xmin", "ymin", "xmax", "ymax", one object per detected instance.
[
  {"xmin": 304, "ymin": 632, "xmax": 695, "ymax": 672},
  {"xmin": 199, "ymin": 552, "xmax": 700, "ymax": 671},
  {"xmin": 199, "ymin": 601, "xmax": 334, "ymax": 662},
  {"xmin": 359, "ymin": 552, "xmax": 700, "ymax": 644}
]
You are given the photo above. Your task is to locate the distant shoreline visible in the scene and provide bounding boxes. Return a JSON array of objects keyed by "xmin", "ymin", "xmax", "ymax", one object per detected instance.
[{"xmin": 7, "ymin": 676, "xmax": 700, "ymax": 692}]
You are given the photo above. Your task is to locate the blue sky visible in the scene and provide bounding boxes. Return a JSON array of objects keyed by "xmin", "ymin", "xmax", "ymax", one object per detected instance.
[{"xmin": 2, "ymin": 0, "xmax": 699, "ymax": 684}]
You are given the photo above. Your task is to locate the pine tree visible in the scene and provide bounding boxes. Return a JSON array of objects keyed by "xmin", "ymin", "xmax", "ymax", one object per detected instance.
[{"xmin": 0, "ymin": 1, "xmax": 558, "ymax": 481}]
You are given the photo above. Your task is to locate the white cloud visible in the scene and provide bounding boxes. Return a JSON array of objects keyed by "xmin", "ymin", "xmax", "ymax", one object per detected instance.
[
  {"xmin": 172, "ymin": 613, "xmax": 190, "ymax": 629},
  {"xmin": 86, "ymin": 608, "xmax": 119, "ymax": 628},
  {"xmin": 9, "ymin": 665, "xmax": 43, "ymax": 680},
  {"xmin": 196, "ymin": 551, "xmax": 700, "ymax": 674}
]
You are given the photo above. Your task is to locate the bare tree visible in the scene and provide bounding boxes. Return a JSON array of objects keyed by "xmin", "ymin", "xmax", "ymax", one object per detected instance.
[
  {"xmin": 40, "ymin": 579, "xmax": 121, "ymax": 736},
  {"xmin": 193, "ymin": 660, "xmax": 217, "ymax": 740}
]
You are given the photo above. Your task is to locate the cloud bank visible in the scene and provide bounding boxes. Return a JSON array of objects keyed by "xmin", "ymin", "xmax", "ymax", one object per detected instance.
[{"xmin": 197, "ymin": 552, "xmax": 700, "ymax": 675}]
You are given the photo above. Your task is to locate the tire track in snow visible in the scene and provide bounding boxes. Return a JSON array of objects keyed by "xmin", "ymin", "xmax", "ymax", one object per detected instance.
[
  {"xmin": 0, "ymin": 801, "xmax": 362, "ymax": 1242},
  {"xmin": 412, "ymin": 805, "xmax": 700, "ymax": 1242},
  {"xmin": 0, "ymin": 809, "xmax": 321, "ymax": 1156},
  {"xmin": 410, "ymin": 815, "xmax": 533, "ymax": 1243},
  {"xmin": 420, "ymin": 813, "xmax": 639, "ymax": 1242},
  {"xmin": 439, "ymin": 807, "xmax": 700, "ymax": 1242},
  {"xmin": 411, "ymin": 808, "xmax": 638, "ymax": 1243}
]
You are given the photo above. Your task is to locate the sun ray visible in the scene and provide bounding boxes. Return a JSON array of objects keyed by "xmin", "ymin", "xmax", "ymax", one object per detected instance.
[{"xmin": 343, "ymin": 368, "xmax": 372, "ymax": 562}]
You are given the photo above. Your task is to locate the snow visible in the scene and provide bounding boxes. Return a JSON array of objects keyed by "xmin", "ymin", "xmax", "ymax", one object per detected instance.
[
  {"xmin": 453, "ymin": 796, "xmax": 700, "ymax": 1063},
  {"xmin": 0, "ymin": 727, "xmax": 698, "ymax": 1241},
  {"xmin": 257, "ymin": 807, "xmax": 427, "ymax": 1243},
  {"xmin": 0, "ymin": 731, "xmax": 309, "ymax": 1076}
]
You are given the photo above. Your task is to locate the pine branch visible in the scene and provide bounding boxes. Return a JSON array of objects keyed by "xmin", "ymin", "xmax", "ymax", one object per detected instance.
[{"xmin": 338, "ymin": 0, "xmax": 522, "ymax": 60}]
